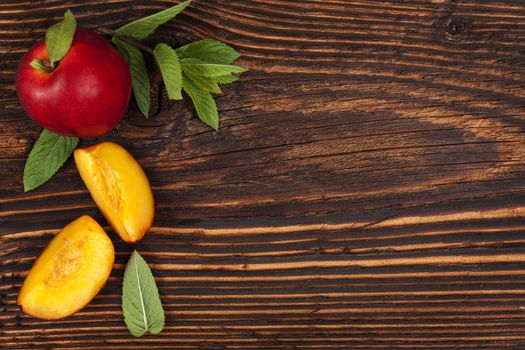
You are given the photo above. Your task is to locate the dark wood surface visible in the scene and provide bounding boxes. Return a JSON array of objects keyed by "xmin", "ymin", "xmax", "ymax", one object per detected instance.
[{"xmin": 1, "ymin": 0, "xmax": 525, "ymax": 349}]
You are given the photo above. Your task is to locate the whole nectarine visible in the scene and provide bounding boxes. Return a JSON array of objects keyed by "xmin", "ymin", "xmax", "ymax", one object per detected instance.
[{"xmin": 16, "ymin": 28, "xmax": 131, "ymax": 138}]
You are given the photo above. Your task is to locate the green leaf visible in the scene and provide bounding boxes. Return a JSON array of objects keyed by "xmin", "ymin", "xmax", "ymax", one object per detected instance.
[
  {"xmin": 175, "ymin": 39, "xmax": 240, "ymax": 64},
  {"xmin": 153, "ymin": 43, "xmax": 182, "ymax": 100},
  {"xmin": 214, "ymin": 74, "xmax": 239, "ymax": 84},
  {"xmin": 114, "ymin": 39, "xmax": 150, "ymax": 117},
  {"xmin": 116, "ymin": 0, "xmax": 192, "ymax": 40},
  {"xmin": 45, "ymin": 9, "xmax": 76, "ymax": 66},
  {"xmin": 185, "ymin": 71, "xmax": 221, "ymax": 94},
  {"xmin": 182, "ymin": 73, "xmax": 219, "ymax": 130},
  {"xmin": 122, "ymin": 251, "xmax": 165, "ymax": 337},
  {"xmin": 23, "ymin": 129, "xmax": 79, "ymax": 192},
  {"xmin": 181, "ymin": 58, "xmax": 247, "ymax": 77}
]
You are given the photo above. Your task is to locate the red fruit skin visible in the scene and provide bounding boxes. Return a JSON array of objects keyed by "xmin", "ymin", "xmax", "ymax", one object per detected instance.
[{"xmin": 16, "ymin": 28, "xmax": 132, "ymax": 138}]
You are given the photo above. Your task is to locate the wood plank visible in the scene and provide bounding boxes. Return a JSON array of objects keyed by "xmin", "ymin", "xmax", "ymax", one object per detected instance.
[{"xmin": 1, "ymin": 0, "xmax": 524, "ymax": 349}]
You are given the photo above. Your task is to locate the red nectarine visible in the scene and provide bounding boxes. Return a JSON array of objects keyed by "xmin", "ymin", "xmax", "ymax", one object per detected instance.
[{"xmin": 16, "ymin": 28, "xmax": 131, "ymax": 138}]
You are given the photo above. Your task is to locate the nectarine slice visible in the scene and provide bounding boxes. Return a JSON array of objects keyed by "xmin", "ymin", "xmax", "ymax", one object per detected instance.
[
  {"xmin": 18, "ymin": 215, "xmax": 114, "ymax": 319},
  {"xmin": 74, "ymin": 142, "xmax": 154, "ymax": 242}
]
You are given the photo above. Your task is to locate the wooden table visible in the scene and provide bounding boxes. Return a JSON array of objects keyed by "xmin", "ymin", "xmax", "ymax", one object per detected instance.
[{"xmin": 1, "ymin": 1, "xmax": 525, "ymax": 349}]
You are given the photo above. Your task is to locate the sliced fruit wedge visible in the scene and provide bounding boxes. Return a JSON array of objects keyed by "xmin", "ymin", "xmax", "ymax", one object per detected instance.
[
  {"xmin": 74, "ymin": 142, "xmax": 154, "ymax": 242},
  {"xmin": 18, "ymin": 215, "xmax": 114, "ymax": 319}
]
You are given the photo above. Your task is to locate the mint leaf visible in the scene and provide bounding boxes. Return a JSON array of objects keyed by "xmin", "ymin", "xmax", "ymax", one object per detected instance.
[
  {"xmin": 110, "ymin": 1, "xmax": 247, "ymax": 130},
  {"xmin": 23, "ymin": 129, "xmax": 79, "ymax": 192},
  {"xmin": 175, "ymin": 39, "xmax": 239, "ymax": 64},
  {"xmin": 45, "ymin": 10, "xmax": 76, "ymax": 66},
  {"xmin": 182, "ymin": 73, "xmax": 219, "ymax": 130},
  {"xmin": 153, "ymin": 43, "xmax": 182, "ymax": 100},
  {"xmin": 185, "ymin": 71, "xmax": 221, "ymax": 94},
  {"xmin": 122, "ymin": 251, "xmax": 165, "ymax": 337},
  {"xmin": 114, "ymin": 39, "xmax": 150, "ymax": 117},
  {"xmin": 116, "ymin": 0, "xmax": 191, "ymax": 40},
  {"xmin": 214, "ymin": 74, "xmax": 239, "ymax": 84},
  {"xmin": 181, "ymin": 58, "xmax": 247, "ymax": 77}
]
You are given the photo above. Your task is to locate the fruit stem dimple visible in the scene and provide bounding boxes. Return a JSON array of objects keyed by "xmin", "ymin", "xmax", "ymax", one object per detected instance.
[{"xmin": 29, "ymin": 58, "xmax": 54, "ymax": 73}]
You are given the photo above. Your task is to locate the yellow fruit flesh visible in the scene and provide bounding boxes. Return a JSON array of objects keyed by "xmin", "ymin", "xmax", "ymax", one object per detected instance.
[
  {"xmin": 74, "ymin": 142, "xmax": 154, "ymax": 242},
  {"xmin": 18, "ymin": 215, "xmax": 114, "ymax": 320}
]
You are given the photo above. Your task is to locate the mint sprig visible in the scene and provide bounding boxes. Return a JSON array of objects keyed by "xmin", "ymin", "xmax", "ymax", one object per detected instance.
[
  {"xmin": 122, "ymin": 251, "xmax": 165, "ymax": 337},
  {"xmin": 46, "ymin": 10, "xmax": 76, "ymax": 66},
  {"xmin": 185, "ymin": 70, "xmax": 221, "ymax": 94},
  {"xmin": 175, "ymin": 39, "xmax": 240, "ymax": 64},
  {"xmin": 182, "ymin": 73, "xmax": 219, "ymax": 130},
  {"xmin": 30, "ymin": 10, "xmax": 76, "ymax": 72},
  {"xmin": 180, "ymin": 57, "xmax": 247, "ymax": 77},
  {"xmin": 153, "ymin": 44, "xmax": 182, "ymax": 100},
  {"xmin": 23, "ymin": 129, "xmax": 78, "ymax": 192},
  {"xmin": 115, "ymin": 0, "xmax": 192, "ymax": 41},
  {"xmin": 114, "ymin": 40, "xmax": 151, "ymax": 117},
  {"xmin": 112, "ymin": 0, "xmax": 247, "ymax": 129}
]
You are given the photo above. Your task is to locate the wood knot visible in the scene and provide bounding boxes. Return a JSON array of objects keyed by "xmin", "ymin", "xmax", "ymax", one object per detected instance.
[{"xmin": 444, "ymin": 16, "xmax": 468, "ymax": 40}]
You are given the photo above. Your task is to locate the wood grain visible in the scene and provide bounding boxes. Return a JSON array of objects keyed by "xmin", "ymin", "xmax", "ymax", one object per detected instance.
[{"xmin": 1, "ymin": 0, "xmax": 525, "ymax": 349}]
